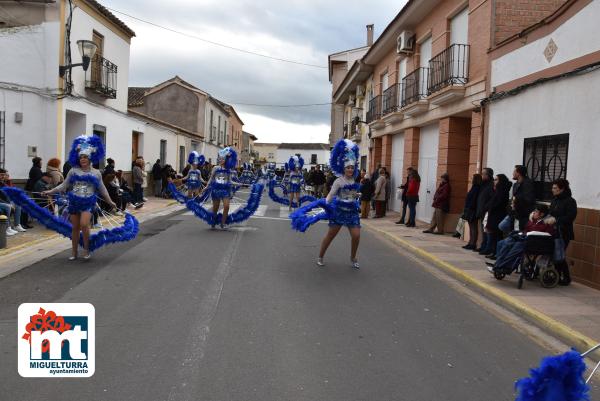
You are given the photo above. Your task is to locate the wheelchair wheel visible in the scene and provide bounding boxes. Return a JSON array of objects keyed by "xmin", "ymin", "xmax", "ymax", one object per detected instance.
[
  {"xmin": 540, "ymin": 267, "xmax": 559, "ymax": 288},
  {"xmin": 493, "ymin": 271, "xmax": 505, "ymax": 280}
]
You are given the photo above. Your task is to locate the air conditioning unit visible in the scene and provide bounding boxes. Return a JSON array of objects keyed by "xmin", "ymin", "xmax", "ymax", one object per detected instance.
[
  {"xmin": 356, "ymin": 85, "xmax": 365, "ymax": 99},
  {"xmin": 397, "ymin": 31, "xmax": 415, "ymax": 54}
]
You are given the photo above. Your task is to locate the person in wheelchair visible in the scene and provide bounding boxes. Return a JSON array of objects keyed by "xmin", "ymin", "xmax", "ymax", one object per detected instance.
[{"xmin": 487, "ymin": 204, "xmax": 555, "ymax": 274}]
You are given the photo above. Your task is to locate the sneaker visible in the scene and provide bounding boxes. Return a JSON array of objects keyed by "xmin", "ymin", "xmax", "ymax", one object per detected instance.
[
  {"xmin": 395, "ymin": 220, "xmax": 405, "ymax": 225},
  {"xmin": 14, "ymin": 225, "xmax": 27, "ymax": 232},
  {"xmin": 316, "ymin": 258, "xmax": 325, "ymax": 267},
  {"xmin": 143, "ymin": 197, "xmax": 148, "ymax": 202},
  {"xmin": 351, "ymin": 259, "xmax": 360, "ymax": 269},
  {"xmin": 486, "ymin": 265, "xmax": 494, "ymax": 274},
  {"xmin": 134, "ymin": 203, "xmax": 144, "ymax": 209},
  {"xmin": 6, "ymin": 228, "xmax": 17, "ymax": 236},
  {"xmin": 93, "ymin": 223, "xmax": 102, "ymax": 229},
  {"xmin": 68, "ymin": 256, "xmax": 77, "ymax": 261}
]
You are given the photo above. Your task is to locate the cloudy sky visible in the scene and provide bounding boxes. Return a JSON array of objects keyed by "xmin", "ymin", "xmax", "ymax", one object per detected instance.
[{"xmin": 102, "ymin": 0, "xmax": 406, "ymax": 143}]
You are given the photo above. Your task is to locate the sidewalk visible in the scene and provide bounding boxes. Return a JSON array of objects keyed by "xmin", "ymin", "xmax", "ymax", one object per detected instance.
[
  {"xmin": 0, "ymin": 197, "xmax": 184, "ymax": 278},
  {"xmin": 362, "ymin": 212, "xmax": 600, "ymax": 356}
]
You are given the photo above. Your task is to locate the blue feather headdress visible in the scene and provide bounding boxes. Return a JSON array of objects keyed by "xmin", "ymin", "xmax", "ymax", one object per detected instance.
[
  {"xmin": 288, "ymin": 155, "xmax": 304, "ymax": 171},
  {"xmin": 68, "ymin": 135, "xmax": 106, "ymax": 167},
  {"xmin": 217, "ymin": 147, "xmax": 238, "ymax": 170},
  {"xmin": 188, "ymin": 151, "xmax": 205, "ymax": 166},
  {"xmin": 330, "ymin": 139, "xmax": 359, "ymax": 178}
]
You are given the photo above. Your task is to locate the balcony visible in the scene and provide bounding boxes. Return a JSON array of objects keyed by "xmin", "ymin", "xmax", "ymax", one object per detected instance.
[
  {"xmin": 366, "ymin": 95, "xmax": 382, "ymax": 124},
  {"xmin": 427, "ymin": 44, "xmax": 470, "ymax": 106},
  {"xmin": 382, "ymin": 84, "xmax": 399, "ymax": 115},
  {"xmin": 401, "ymin": 67, "xmax": 429, "ymax": 116},
  {"xmin": 85, "ymin": 54, "xmax": 118, "ymax": 99}
]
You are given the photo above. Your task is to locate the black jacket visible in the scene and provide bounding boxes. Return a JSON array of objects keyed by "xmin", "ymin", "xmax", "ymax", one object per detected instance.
[
  {"xmin": 25, "ymin": 166, "xmax": 43, "ymax": 191},
  {"xmin": 152, "ymin": 163, "xmax": 162, "ymax": 180},
  {"xmin": 400, "ymin": 175, "xmax": 410, "ymax": 202},
  {"xmin": 312, "ymin": 170, "xmax": 326, "ymax": 185},
  {"xmin": 549, "ymin": 188, "xmax": 577, "ymax": 241},
  {"xmin": 476, "ymin": 180, "xmax": 493, "ymax": 219},
  {"xmin": 512, "ymin": 177, "xmax": 536, "ymax": 218},
  {"xmin": 360, "ymin": 179, "xmax": 374, "ymax": 201},
  {"xmin": 484, "ymin": 180, "xmax": 511, "ymax": 230}
]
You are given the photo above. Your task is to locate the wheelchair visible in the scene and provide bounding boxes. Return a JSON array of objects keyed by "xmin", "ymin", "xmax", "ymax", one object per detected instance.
[{"xmin": 493, "ymin": 234, "xmax": 560, "ymax": 289}]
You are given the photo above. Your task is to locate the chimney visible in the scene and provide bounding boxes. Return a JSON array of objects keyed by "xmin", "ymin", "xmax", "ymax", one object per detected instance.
[{"xmin": 366, "ymin": 24, "xmax": 374, "ymax": 46}]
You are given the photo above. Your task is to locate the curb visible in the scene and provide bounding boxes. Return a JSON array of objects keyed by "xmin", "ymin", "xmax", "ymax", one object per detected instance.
[
  {"xmin": 0, "ymin": 201, "xmax": 180, "ymax": 258},
  {"xmin": 363, "ymin": 220, "xmax": 600, "ymax": 358}
]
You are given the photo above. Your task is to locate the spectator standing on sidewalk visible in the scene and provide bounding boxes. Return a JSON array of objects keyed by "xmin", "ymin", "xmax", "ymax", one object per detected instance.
[
  {"xmin": 384, "ymin": 171, "xmax": 391, "ymax": 213},
  {"xmin": 152, "ymin": 159, "xmax": 163, "ymax": 197},
  {"xmin": 373, "ymin": 167, "xmax": 387, "ymax": 218},
  {"xmin": 395, "ymin": 167, "xmax": 413, "ymax": 225},
  {"xmin": 423, "ymin": 173, "xmax": 451, "ymax": 234},
  {"xmin": 475, "ymin": 168, "xmax": 494, "ymax": 253},
  {"xmin": 132, "ymin": 158, "xmax": 144, "ymax": 205},
  {"xmin": 103, "ymin": 158, "xmax": 116, "ymax": 177},
  {"xmin": 549, "ymin": 178, "xmax": 577, "ymax": 286},
  {"xmin": 46, "ymin": 158, "xmax": 64, "ymax": 187},
  {"xmin": 462, "ymin": 174, "xmax": 482, "ymax": 249},
  {"xmin": 405, "ymin": 169, "xmax": 421, "ymax": 227},
  {"xmin": 482, "ymin": 174, "xmax": 511, "ymax": 259},
  {"xmin": 359, "ymin": 174, "xmax": 374, "ymax": 218},
  {"xmin": 140, "ymin": 157, "xmax": 148, "ymax": 202},
  {"xmin": 62, "ymin": 160, "xmax": 72, "ymax": 178},
  {"xmin": 312, "ymin": 164, "xmax": 326, "ymax": 198},
  {"xmin": 511, "ymin": 165, "xmax": 536, "ymax": 231}
]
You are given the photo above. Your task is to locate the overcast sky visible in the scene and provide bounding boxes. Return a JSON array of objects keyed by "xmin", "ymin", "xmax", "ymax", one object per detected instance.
[{"xmin": 102, "ymin": 0, "xmax": 406, "ymax": 143}]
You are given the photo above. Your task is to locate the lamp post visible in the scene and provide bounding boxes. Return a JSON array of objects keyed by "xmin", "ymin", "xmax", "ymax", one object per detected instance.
[{"xmin": 59, "ymin": 40, "xmax": 98, "ymax": 77}]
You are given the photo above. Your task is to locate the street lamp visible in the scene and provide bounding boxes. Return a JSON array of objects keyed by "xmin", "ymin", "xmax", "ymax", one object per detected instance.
[{"xmin": 59, "ymin": 39, "xmax": 98, "ymax": 77}]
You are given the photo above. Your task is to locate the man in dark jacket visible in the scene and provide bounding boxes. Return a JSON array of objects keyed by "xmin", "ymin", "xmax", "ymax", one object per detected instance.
[
  {"xmin": 512, "ymin": 165, "xmax": 536, "ymax": 230},
  {"xmin": 475, "ymin": 167, "xmax": 494, "ymax": 253},
  {"xmin": 25, "ymin": 157, "xmax": 43, "ymax": 191},
  {"xmin": 152, "ymin": 159, "xmax": 163, "ymax": 197},
  {"xmin": 312, "ymin": 165, "xmax": 326, "ymax": 198}
]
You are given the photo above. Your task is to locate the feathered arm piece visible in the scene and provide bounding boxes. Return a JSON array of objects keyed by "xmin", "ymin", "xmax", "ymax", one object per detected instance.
[{"xmin": 289, "ymin": 198, "xmax": 331, "ymax": 232}]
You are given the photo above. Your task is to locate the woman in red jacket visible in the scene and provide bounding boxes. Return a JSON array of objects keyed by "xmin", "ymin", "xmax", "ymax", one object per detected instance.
[
  {"xmin": 405, "ymin": 169, "xmax": 421, "ymax": 227},
  {"xmin": 423, "ymin": 173, "xmax": 451, "ymax": 234}
]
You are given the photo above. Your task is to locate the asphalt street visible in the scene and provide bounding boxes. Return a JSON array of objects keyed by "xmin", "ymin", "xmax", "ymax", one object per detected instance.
[{"xmin": 0, "ymin": 191, "xmax": 556, "ymax": 401}]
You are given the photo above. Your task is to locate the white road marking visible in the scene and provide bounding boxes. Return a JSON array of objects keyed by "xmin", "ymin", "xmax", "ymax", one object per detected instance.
[
  {"xmin": 279, "ymin": 206, "xmax": 292, "ymax": 218},
  {"xmin": 250, "ymin": 215, "xmax": 289, "ymax": 221},
  {"xmin": 254, "ymin": 204, "xmax": 267, "ymax": 216}
]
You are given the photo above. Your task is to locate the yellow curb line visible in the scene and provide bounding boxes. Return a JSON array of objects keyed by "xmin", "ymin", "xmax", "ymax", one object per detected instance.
[
  {"xmin": 0, "ymin": 202, "xmax": 180, "ymax": 258},
  {"xmin": 363, "ymin": 220, "xmax": 600, "ymax": 356},
  {"xmin": 0, "ymin": 233, "xmax": 61, "ymax": 258}
]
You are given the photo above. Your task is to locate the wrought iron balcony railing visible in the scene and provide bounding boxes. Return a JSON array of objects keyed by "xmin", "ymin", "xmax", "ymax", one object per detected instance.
[
  {"xmin": 85, "ymin": 54, "xmax": 118, "ymax": 99},
  {"xmin": 382, "ymin": 84, "xmax": 399, "ymax": 115},
  {"xmin": 401, "ymin": 67, "xmax": 429, "ymax": 107},
  {"xmin": 366, "ymin": 95, "xmax": 382, "ymax": 123},
  {"xmin": 427, "ymin": 44, "xmax": 470, "ymax": 95}
]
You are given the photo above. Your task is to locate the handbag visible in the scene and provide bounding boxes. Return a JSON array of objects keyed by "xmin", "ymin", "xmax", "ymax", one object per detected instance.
[{"xmin": 455, "ymin": 218, "xmax": 465, "ymax": 236}]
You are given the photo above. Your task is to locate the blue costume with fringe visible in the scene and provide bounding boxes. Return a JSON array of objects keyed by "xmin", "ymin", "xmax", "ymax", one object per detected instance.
[
  {"xmin": 2, "ymin": 135, "xmax": 139, "ymax": 251},
  {"xmin": 185, "ymin": 169, "xmax": 203, "ymax": 190},
  {"xmin": 288, "ymin": 171, "xmax": 303, "ymax": 194},
  {"xmin": 290, "ymin": 139, "xmax": 360, "ymax": 232},
  {"xmin": 210, "ymin": 167, "xmax": 233, "ymax": 200}
]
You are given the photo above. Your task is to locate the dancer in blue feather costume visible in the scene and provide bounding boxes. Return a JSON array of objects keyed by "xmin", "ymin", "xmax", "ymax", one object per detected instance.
[
  {"xmin": 39, "ymin": 135, "xmax": 123, "ymax": 260},
  {"xmin": 290, "ymin": 139, "xmax": 361, "ymax": 269},
  {"xmin": 287, "ymin": 155, "xmax": 305, "ymax": 211},
  {"xmin": 200, "ymin": 147, "xmax": 238, "ymax": 229}
]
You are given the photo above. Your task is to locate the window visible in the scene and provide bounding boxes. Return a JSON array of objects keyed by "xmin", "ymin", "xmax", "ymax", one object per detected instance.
[
  {"xmin": 159, "ymin": 140, "xmax": 167, "ymax": 165},
  {"xmin": 209, "ymin": 110, "xmax": 214, "ymax": 141},
  {"xmin": 523, "ymin": 134, "xmax": 569, "ymax": 201},
  {"xmin": 217, "ymin": 116, "xmax": 221, "ymax": 144},
  {"xmin": 179, "ymin": 146, "xmax": 186, "ymax": 172},
  {"xmin": 224, "ymin": 121, "xmax": 228, "ymax": 145},
  {"xmin": 268, "ymin": 152, "xmax": 274, "ymax": 159},
  {"xmin": 311, "ymin": 154, "xmax": 317, "ymax": 164}
]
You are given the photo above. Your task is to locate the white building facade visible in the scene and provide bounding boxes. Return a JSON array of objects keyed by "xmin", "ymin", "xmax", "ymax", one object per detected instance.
[
  {"xmin": 486, "ymin": 0, "xmax": 600, "ymax": 288},
  {"xmin": 0, "ymin": 0, "xmax": 182, "ymax": 179},
  {"xmin": 204, "ymin": 97, "xmax": 230, "ymax": 164},
  {"xmin": 275, "ymin": 144, "xmax": 330, "ymax": 170}
]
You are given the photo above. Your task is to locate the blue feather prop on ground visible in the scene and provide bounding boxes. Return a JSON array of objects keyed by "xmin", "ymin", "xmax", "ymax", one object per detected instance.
[
  {"xmin": 185, "ymin": 182, "xmax": 264, "ymax": 226},
  {"xmin": 267, "ymin": 179, "xmax": 316, "ymax": 207},
  {"xmin": 3, "ymin": 187, "xmax": 139, "ymax": 251},
  {"xmin": 515, "ymin": 350, "xmax": 590, "ymax": 401}
]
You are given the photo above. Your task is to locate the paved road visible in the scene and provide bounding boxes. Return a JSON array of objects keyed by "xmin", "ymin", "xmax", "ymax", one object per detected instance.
[{"xmin": 0, "ymin": 192, "xmax": 554, "ymax": 401}]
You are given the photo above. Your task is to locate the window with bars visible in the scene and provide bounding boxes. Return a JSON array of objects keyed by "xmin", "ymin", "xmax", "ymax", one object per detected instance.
[{"xmin": 522, "ymin": 134, "xmax": 569, "ymax": 201}]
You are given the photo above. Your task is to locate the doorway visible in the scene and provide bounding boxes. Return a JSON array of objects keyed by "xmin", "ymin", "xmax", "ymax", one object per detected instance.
[{"xmin": 417, "ymin": 123, "xmax": 439, "ymax": 223}]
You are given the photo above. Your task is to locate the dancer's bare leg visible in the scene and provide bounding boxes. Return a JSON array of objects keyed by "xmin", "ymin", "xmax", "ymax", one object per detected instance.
[{"xmin": 319, "ymin": 225, "xmax": 342, "ymax": 258}]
